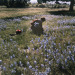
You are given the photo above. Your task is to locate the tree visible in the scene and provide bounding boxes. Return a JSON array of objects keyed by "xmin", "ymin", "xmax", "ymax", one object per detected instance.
[
  {"xmin": 4, "ymin": 0, "xmax": 8, "ymax": 6},
  {"xmin": 3, "ymin": 0, "xmax": 30, "ymax": 8},
  {"xmin": 42, "ymin": 0, "xmax": 50, "ymax": 3},
  {"xmin": 37, "ymin": 0, "xmax": 42, "ymax": 4},
  {"xmin": 55, "ymin": 0, "xmax": 57, "ymax": 1},
  {"xmin": 55, "ymin": 0, "xmax": 60, "ymax": 4},
  {"xmin": 69, "ymin": 0, "xmax": 74, "ymax": 11},
  {"xmin": 37, "ymin": 0, "xmax": 50, "ymax": 3},
  {"xmin": 42, "ymin": 0, "xmax": 46, "ymax": 3},
  {"xmin": 0, "ymin": 0, "xmax": 4, "ymax": 5}
]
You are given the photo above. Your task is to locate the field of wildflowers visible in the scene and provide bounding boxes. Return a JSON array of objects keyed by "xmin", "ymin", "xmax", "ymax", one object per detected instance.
[{"xmin": 0, "ymin": 6, "xmax": 75, "ymax": 75}]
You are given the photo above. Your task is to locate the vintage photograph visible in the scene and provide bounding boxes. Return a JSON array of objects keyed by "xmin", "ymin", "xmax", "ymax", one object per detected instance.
[{"xmin": 0, "ymin": 0, "xmax": 75, "ymax": 75}]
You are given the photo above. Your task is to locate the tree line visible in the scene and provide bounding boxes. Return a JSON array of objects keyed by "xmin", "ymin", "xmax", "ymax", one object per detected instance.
[
  {"xmin": 0, "ymin": 0, "xmax": 30, "ymax": 8},
  {"xmin": 0, "ymin": 0, "xmax": 74, "ymax": 11},
  {"xmin": 38, "ymin": 0, "xmax": 74, "ymax": 11},
  {"xmin": 38, "ymin": 0, "xmax": 72, "ymax": 3}
]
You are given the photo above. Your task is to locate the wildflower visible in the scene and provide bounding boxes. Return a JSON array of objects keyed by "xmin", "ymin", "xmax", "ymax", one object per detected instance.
[
  {"xmin": 0, "ymin": 60, "xmax": 2, "ymax": 64},
  {"xmin": 23, "ymin": 49, "xmax": 25, "ymax": 53},
  {"xmin": 61, "ymin": 54, "xmax": 64, "ymax": 59},
  {"xmin": 21, "ymin": 74, "xmax": 24, "ymax": 75},
  {"xmin": 61, "ymin": 61, "xmax": 64, "ymax": 65},
  {"xmin": 35, "ymin": 72, "xmax": 38, "ymax": 75},
  {"xmin": 45, "ymin": 49, "xmax": 47, "ymax": 52},
  {"xmin": 3, "ymin": 66, "xmax": 6, "ymax": 71},
  {"xmin": 38, "ymin": 38, "xmax": 40, "ymax": 42},
  {"xmin": 13, "ymin": 18, "xmax": 21, "ymax": 23},
  {"xmin": 21, "ymin": 29, "xmax": 23, "ymax": 32},
  {"xmin": 39, "ymin": 72, "xmax": 43, "ymax": 75},
  {"xmin": 46, "ymin": 68, "xmax": 51, "ymax": 73},
  {"xmin": 46, "ymin": 54, "xmax": 49, "ymax": 58},
  {"xmin": 27, "ymin": 61, "xmax": 30, "ymax": 66},
  {"xmin": 19, "ymin": 61, "xmax": 22, "ymax": 65},
  {"xmin": 24, "ymin": 68, "xmax": 26, "ymax": 71},
  {"xmin": 71, "ymin": 56, "xmax": 74, "ymax": 62},
  {"xmin": 56, "ymin": 49, "xmax": 59, "ymax": 53},
  {"xmin": 31, "ymin": 68, "xmax": 36, "ymax": 72},
  {"xmin": 32, "ymin": 56, "xmax": 35, "ymax": 59},
  {"xmin": 56, "ymin": 59, "xmax": 60, "ymax": 64},
  {"xmin": 10, "ymin": 64, "xmax": 14, "ymax": 68},
  {"xmin": 14, "ymin": 61, "xmax": 17, "ymax": 66},
  {"xmin": 36, "ymin": 49, "xmax": 39, "ymax": 53},
  {"xmin": 13, "ymin": 54, "xmax": 15, "ymax": 58},
  {"xmin": 65, "ymin": 59, "xmax": 67, "ymax": 64},
  {"xmin": 0, "ymin": 65, "xmax": 3, "ymax": 70},
  {"xmin": 49, "ymin": 61, "xmax": 51, "ymax": 65},
  {"xmin": 18, "ymin": 48, "xmax": 20, "ymax": 51},
  {"xmin": 45, "ymin": 59, "xmax": 48, "ymax": 62},
  {"xmin": 40, "ymin": 45, "xmax": 43, "ymax": 49},
  {"xmin": 10, "ymin": 56, "xmax": 13, "ymax": 59},
  {"xmin": 10, "ymin": 39, "xmax": 13, "ymax": 42},
  {"xmin": 54, "ymin": 55, "xmax": 56, "ymax": 59},
  {"xmin": 28, "ymin": 47, "xmax": 30, "ymax": 50},
  {"xmin": 33, "ymin": 48, "xmax": 35, "ymax": 51},
  {"xmin": 69, "ymin": 51, "xmax": 71, "ymax": 55},
  {"xmin": 73, "ymin": 49, "xmax": 75, "ymax": 53},
  {"xmin": 11, "ymin": 69, "xmax": 16, "ymax": 74},
  {"xmin": 29, "ymin": 65, "xmax": 32, "ymax": 69},
  {"xmin": 31, "ymin": 38, "xmax": 34, "ymax": 44},
  {"xmin": 44, "ymin": 45, "xmax": 46, "ymax": 49},
  {"xmin": 14, "ymin": 45, "xmax": 17, "ymax": 48},
  {"xmin": 26, "ymin": 55, "xmax": 28, "ymax": 59},
  {"xmin": 35, "ymin": 66, "xmax": 38, "ymax": 68},
  {"xmin": 20, "ymin": 64, "xmax": 23, "ymax": 67},
  {"xmin": 41, "ymin": 52, "xmax": 43, "ymax": 55},
  {"xmin": 34, "ymin": 61, "xmax": 37, "ymax": 64},
  {"xmin": 41, "ymin": 64, "xmax": 44, "ymax": 67},
  {"xmin": 67, "ymin": 56, "xmax": 70, "ymax": 60},
  {"xmin": 48, "ymin": 49, "xmax": 51, "ymax": 53}
]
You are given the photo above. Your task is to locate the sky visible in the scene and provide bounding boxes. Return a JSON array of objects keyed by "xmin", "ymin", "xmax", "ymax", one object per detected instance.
[{"xmin": 30, "ymin": 0, "xmax": 37, "ymax": 3}]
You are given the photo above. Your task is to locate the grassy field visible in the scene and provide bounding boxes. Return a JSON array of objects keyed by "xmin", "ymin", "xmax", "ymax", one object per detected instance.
[
  {"xmin": 0, "ymin": 5, "xmax": 70, "ymax": 19},
  {"xmin": 0, "ymin": 5, "xmax": 75, "ymax": 75}
]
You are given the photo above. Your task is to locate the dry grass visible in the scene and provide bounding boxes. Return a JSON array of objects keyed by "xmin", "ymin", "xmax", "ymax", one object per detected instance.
[{"xmin": 0, "ymin": 6, "xmax": 69, "ymax": 19}]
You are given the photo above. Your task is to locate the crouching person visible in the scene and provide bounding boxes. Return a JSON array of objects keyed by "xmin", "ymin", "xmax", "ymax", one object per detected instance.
[
  {"xmin": 16, "ymin": 29, "xmax": 21, "ymax": 34},
  {"xmin": 31, "ymin": 17, "xmax": 45, "ymax": 35}
]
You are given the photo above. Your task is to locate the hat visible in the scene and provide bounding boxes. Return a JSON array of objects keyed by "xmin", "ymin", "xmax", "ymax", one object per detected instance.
[{"xmin": 41, "ymin": 17, "xmax": 45, "ymax": 21}]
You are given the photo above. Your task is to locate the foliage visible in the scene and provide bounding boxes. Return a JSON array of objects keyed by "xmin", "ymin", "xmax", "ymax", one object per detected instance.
[
  {"xmin": 37, "ymin": 0, "xmax": 43, "ymax": 4},
  {"xmin": 35, "ymin": 3, "xmax": 69, "ymax": 8},
  {"xmin": 0, "ymin": 0, "xmax": 30, "ymax": 8},
  {"xmin": 36, "ymin": 4, "xmax": 46, "ymax": 8},
  {"xmin": 69, "ymin": 0, "xmax": 74, "ymax": 11}
]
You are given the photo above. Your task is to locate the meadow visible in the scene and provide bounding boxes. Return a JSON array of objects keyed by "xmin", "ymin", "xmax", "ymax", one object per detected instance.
[{"xmin": 0, "ymin": 5, "xmax": 75, "ymax": 75}]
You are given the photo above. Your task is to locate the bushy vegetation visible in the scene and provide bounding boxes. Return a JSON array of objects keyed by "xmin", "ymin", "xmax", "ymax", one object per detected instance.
[
  {"xmin": 7, "ymin": 1, "xmax": 29, "ymax": 8},
  {"xmin": 0, "ymin": 0, "xmax": 30, "ymax": 8},
  {"xmin": 0, "ymin": 6, "xmax": 75, "ymax": 75},
  {"xmin": 35, "ymin": 3, "xmax": 69, "ymax": 8}
]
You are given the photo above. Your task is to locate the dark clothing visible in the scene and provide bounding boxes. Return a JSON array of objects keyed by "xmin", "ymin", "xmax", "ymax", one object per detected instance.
[{"xmin": 31, "ymin": 19, "xmax": 43, "ymax": 35}]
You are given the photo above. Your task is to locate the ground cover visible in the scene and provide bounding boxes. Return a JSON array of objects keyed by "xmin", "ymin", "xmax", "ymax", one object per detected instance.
[{"xmin": 0, "ymin": 6, "xmax": 75, "ymax": 75}]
